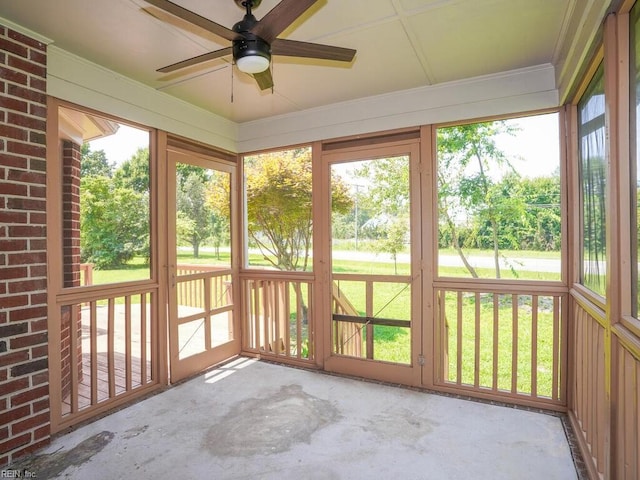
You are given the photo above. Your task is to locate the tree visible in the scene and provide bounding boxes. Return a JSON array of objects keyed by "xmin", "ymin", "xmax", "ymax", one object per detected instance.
[
  {"xmin": 378, "ymin": 216, "xmax": 408, "ymax": 274},
  {"xmin": 354, "ymin": 157, "xmax": 410, "ymax": 265},
  {"xmin": 205, "ymin": 170, "xmax": 232, "ymax": 259},
  {"xmin": 81, "ymin": 144, "xmax": 113, "ymax": 177},
  {"xmin": 80, "ymin": 176, "xmax": 149, "ymax": 268},
  {"xmin": 113, "ymin": 147, "xmax": 149, "ymax": 193},
  {"xmin": 244, "ymin": 149, "xmax": 351, "ymax": 271},
  {"xmin": 176, "ymin": 171, "xmax": 214, "ymax": 258},
  {"xmin": 517, "ymin": 175, "xmax": 561, "ymax": 251},
  {"xmin": 437, "ymin": 121, "xmax": 518, "ymax": 278}
]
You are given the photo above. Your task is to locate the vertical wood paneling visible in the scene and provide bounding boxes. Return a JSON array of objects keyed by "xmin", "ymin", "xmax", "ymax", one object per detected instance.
[
  {"xmin": 571, "ymin": 300, "xmax": 607, "ymax": 477},
  {"xmin": 616, "ymin": 343, "xmax": 639, "ymax": 480}
]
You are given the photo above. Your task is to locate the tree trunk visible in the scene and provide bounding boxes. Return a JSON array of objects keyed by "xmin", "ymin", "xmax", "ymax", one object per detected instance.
[
  {"xmin": 490, "ymin": 217, "xmax": 501, "ymax": 278},
  {"xmin": 443, "ymin": 207, "xmax": 479, "ymax": 278}
]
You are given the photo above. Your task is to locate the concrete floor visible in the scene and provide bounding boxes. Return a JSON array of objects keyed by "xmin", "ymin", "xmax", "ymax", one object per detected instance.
[{"xmin": 16, "ymin": 358, "xmax": 578, "ymax": 479}]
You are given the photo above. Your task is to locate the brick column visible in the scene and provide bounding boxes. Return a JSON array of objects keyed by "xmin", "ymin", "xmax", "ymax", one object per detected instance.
[
  {"xmin": 60, "ymin": 140, "xmax": 83, "ymax": 401},
  {"xmin": 0, "ymin": 25, "xmax": 49, "ymax": 467}
]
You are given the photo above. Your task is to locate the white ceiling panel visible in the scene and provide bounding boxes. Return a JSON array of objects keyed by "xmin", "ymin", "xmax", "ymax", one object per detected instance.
[{"xmin": 0, "ymin": 0, "xmax": 582, "ymax": 123}]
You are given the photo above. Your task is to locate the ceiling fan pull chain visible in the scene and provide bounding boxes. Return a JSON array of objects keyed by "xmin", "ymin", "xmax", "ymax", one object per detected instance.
[{"xmin": 231, "ymin": 61, "xmax": 235, "ymax": 103}]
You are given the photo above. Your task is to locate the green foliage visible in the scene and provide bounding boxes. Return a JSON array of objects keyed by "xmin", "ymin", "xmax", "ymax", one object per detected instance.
[
  {"xmin": 113, "ymin": 147, "xmax": 149, "ymax": 193},
  {"xmin": 376, "ymin": 216, "xmax": 408, "ymax": 274},
  {"xmin": 81, "ymin": 143, "xmax": 113, "ymax": 177},
  {"xmin": 245, "ymin": 148, "xmax": 351, "ymax": 271},
  {"xmin": 79, "ymin": 144, "xmax": 150, "ymax": 269},
  {"xmin": 351, "ymin": 157, "xmax": 410, "ymax": 262},
  {"xmin": 355, "ymin": 157, "xmax": 410, "ymax": 216},
  {"xmin": 437, "ymin": 120, "xmax": 562, "ymax": 279},
  {"xmin": 205, "ymin": 170, "xmax": 231, "ymax": 259},
  {"xmin": 176, "ymin": 170, "xmax": 214, "ymax": 258},
  {"xmin": 80, "ymin": 175, "xmax": 149, "ymax": 269}
]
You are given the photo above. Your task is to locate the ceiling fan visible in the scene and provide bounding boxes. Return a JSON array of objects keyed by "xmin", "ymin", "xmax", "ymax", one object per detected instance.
[{"xmin": 144, "ymin": 0, "xmax": 357, "ymax": 90}]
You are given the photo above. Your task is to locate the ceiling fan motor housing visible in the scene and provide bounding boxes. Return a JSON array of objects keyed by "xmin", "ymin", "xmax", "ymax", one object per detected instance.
[
  {"xmin": 232, "ymin": 9, "xmax": 271, "ymax": 70},
  {"xmin": 233, "ymin": 34, "xmax": 271, "ymax": 70}
]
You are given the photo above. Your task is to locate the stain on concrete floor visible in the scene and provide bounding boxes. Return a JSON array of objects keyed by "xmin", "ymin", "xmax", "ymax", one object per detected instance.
[
  {"xmin": 14, "ymin": 431, "xmax": 114, "ymax": 479},
  {"xmin": 364, "ymin": 407, "xmax": 438, "ymax": 445},
  {"xmin": 203, "ymin": 384, "xmax": 341, "ymax": 457}
]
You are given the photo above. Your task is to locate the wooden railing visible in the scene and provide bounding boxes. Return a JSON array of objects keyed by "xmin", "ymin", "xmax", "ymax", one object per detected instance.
[
  {"xmin": 569, "ymin": 292, "xmax": 607, "ymax": 478},
  {"xmin": 331, "ymin": 273, "xmax": 412, "ymax": 364},
  {"xmin": 56, "ymin": 288, "xmax": 158, "ymax": 432},
  {"xmin": 175, "ymin": 264, "xmax": 232, "ymax": 310},
  {"xmin": 242, "ymin": 272, "xmax": 314, "ymax": 362},
  {"xmin": 332, "ymin": 282, "xmax": 362, "ymax": 357},
  {"xmin": 80, "ymin": 263, "xmax": 94, "ymax": 286},
  {"xmin": 435, "ymin": 283, "xmax": 567, "ymax": 409}
]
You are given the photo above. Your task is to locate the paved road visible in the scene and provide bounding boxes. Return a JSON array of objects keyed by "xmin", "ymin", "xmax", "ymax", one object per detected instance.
[
  {"xmin": 331, "ymin": 250, "xmax": 562, "ymax": 273},
  {"xmin": 198, "ymin": 246, "xmax": 564, "ymax": 274}
]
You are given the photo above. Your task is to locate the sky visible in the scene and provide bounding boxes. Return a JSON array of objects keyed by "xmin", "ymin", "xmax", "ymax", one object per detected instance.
[
  {"xmin": 88, "ymin": 112, "xmax": 561, "ymax": 176},
  {"xmin": 497, "ymin": 112, "xmax": 560, "ymax": 178},
  {"xmin": 88, "ymin": 123, "xmax": 150, "ymax": 166}
]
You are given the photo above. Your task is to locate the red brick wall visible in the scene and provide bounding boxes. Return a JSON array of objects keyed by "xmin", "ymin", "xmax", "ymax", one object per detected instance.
[
  {"xmin": 0, "ymin": 25, "xmax": 50, "ymax": 467},
  {"xmin": 62, "ymin": 141, "xmax": 81, "ymax": 288}
]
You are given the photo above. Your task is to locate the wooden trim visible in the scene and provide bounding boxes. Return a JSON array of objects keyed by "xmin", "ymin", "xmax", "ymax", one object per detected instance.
[
  {"xmin": 322, "ymin": 140, "xmax": 420, "ymax": 164},
  {"xmin": 311, "ymin": 140, "xmax": 327, "ymax": 369},
  {"xmin": 613, "ymin": 324, "xmax": 640, "ymax": 361},
  {"xmin": 559, "ymin": 107, "xmax": 570, "ymax": 287},
  {"xmin": 570, "ymin": 45, "xmax": 606, "ymax": 106},
  {"xmin": 322, "ymin": 129, "xmax": 420, "ymax": 152},
  {"xmin": 239, "ymin": 270, "xmax": 315, "ymax": 281},
  {"xmin": 167, "ymin": 134, "xmax": 237, "ymax": 163},
  {"xmin": 240, "ymin": 140, "xmax": 313, "ymax": 158},
  {"xmin": 432, "ymin": 382, "xmax": 568, "ymax": 413},
  {"xmin": 54, "ymin": 382, "xmax": 163, "ymax": 433},
  {"xmin": 572, "ymin": 287, "xmax": 608, "ymax": 326},
  {"xmin": 46, "ymin": 97, "xmax": 63, "ymax": 431},
  {"xmin": 420, "ymin": 124, "xmax": 436, "ymax": 388},
  {"xmin": 619, "ymin": 0, "xmax": 637, "ymax": 15},
  {"xmin": 433, "ymin": 279, "xmax": 568, "ymax": 294}
]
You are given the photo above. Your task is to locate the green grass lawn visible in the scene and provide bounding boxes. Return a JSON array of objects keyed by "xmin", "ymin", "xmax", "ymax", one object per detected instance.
[
  {"xmin": 88, "ymin": 250, "xmax": 559, "ymax": 396},
  {"xmin": 441, "ymin": 292, "xmax": 556, "ymax": 397}
]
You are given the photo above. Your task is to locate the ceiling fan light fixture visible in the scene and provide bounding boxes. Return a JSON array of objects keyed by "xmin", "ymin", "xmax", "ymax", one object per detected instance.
[
  {"xmin": 234, "ymin": 36, "xmax": 271, "ymax": 74},
  {"xmin": 236, "ymin": 54, "xmax": 270, "ymax": 73}
]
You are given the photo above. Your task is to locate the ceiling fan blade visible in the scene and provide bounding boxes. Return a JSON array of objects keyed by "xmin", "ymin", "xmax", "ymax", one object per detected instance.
[
  {"xmin": 252, "ymin": 69, "xmax": 273, "ymax": 91},
  {"xmin": 272, "ymin": 39, "xmax": 356, "ymax": 62},
  {"xmin": 144, "ymin": 0, "xmax": 236, "ymax": 41},
  {"xmin": 157, "ymin": 47, "xmax": 233, "ymax": 73},
  {"xmin": 251, "ymin": 0, "xmax": 319, "ymax": 43}
]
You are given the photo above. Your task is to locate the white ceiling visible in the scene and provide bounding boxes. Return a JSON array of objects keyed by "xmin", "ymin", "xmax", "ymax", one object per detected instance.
[{"xmin": 0, "ymin": 0, "xmax": 586, "ymax": 124}]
